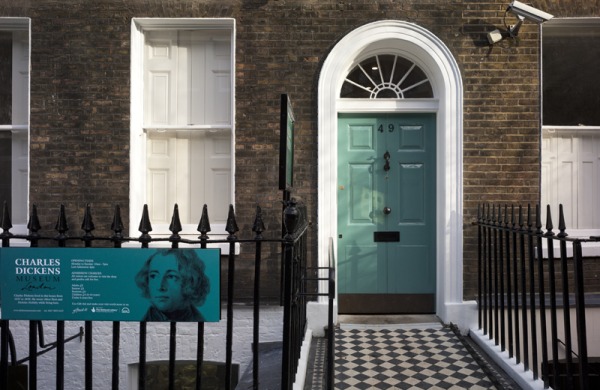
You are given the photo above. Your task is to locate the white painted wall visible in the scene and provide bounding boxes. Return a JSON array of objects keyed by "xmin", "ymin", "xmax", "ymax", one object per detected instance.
[{"xmin": 7, "ymin": 305, "xmax": 283, "ymax": 389}]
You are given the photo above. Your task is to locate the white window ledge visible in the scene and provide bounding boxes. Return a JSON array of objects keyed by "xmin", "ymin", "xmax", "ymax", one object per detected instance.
[{"xmin": 538, "ymin": 229, "xmax": 600, "ymax": 258}]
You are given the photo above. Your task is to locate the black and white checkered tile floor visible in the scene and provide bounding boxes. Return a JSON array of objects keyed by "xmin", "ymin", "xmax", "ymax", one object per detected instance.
[
  {"xmin": 307, "ymin": 324, "xmax": 501, "ymax": 389},
  {"xmin": 334, "ymin": 327, "xmax": 494, "ymax": 389}
]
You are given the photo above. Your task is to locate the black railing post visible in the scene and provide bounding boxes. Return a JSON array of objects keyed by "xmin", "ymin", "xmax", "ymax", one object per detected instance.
[
  {"xmin": 535, "ymin": 205, "xmax": 549, "ymax": 388},
  {"xmin": 167, "ymin": 204, "xmax": 183, "ymax": 390},
  {"xmin": 477, "ymin": 204, "xmax": 483, "ymax": 330},
  {"xmin": 196, "ymin": 204, "xmax": 210, "ymax": 390},
  {"xmin": 327, "ymin": 238, "xmax": 335, "ymax": 390},
  {"xmin": 572, "ymin": 239, "xmax": 589, "ymax": 390},
  {"xmin": 498, "ymin": 206, "xmax": 506, "ymax": 351},
  {"xmin": 485, "ymin": 204, "xmax": 492, "ymax": 338},
  {"xmin": 526, "ymin": 205, "xmax": 539, "ymax": 379},
  {"xmin": 225, "ymin": 205, "xmax": 239, "ymax": 390},
  {"xmin": 504, "ymin": 205, "xmax": 514, "ymax": 359},
  {"xmin": 138, "ymin": 204, "xmax": 152, "ymax": 390},
  {"xmin": 81, "ymin": 204, "xmax": 95, "ymax": 390},
  {"xmin": 511, "ymin": 205, "xmax": 521, "ymax": 363},
  {"xmin": 518, "ymin": 206, "xmax": 529, "ymax": 371},
  {"xmin": 55, "ymin": 205, "xmax": 69, "ymax": 390},
  {"xmin": 252, "ymin": 205, "xmax": 265, "ymax": 390},
  {"xmin": 28, "ymin": 205, "xmax": 41, "ymax": 390},
  {"xmin": 110, "ymin": 205, "xmax": 124, "ymax": 390},
  {"xmin": 281, "ymin": 199, "xmax": 299, "ymax": 390},
  {"xmin": 492, "ymin": 205, "xmax": 500, "ymax": 346},
  {"xmin": 484, "ymin": 205, "xmax": 494, "ymax": 339},
  {"xmin": 545, "ymin": 206, "xmax": 560, "ymax": 388},
  {"xmin": 557, "ymin": 204, "xmax": 574, "ymax": 389}
]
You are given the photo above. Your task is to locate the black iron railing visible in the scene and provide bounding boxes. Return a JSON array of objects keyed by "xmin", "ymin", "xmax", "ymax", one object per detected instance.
[
  {"xmin": 0, "ymin": 200, "xmax": 324, "ymax": 390},
  {"xmin": 475, "ymin": 203, "xmax": 596, "ymax": 389}
]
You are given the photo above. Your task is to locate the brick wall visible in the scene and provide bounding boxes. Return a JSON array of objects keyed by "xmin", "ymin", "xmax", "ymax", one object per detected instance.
[{"xmin": 2, "ymin": 0, "xmax": 599, "ymax": 302}]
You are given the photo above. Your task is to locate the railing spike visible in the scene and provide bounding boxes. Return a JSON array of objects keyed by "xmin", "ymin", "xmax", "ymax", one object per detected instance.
[
  {"xmin": 252, "ymin": 205, "xmax": 266, "ymax": 239},
  {"xmin": 197, "ymin": 204, "xmax": 211, "ymax": 238},
  {"xmin": 477, "ymin": 203, "xmax": 482, "ymax": 223},
  {"xmin": 527, "ymin": 204, "xmax": 533, "ymax": 231},
  {"xmin": 1, "ymin": 201, "xmax": 12, "ymax": 240},
  {"xmin": 1, "ymin": 201, "xmax": 12, "ymax": 231},
  {"xmin": 485, "ymin": 203, "xmax": 490, "ymax": 224},
  {"xmin": 511, "ymin": 204, "xmax": 516, "ymax": 229},
  {"xmin": 545, "ymin": 205, "xmax": 555, "ymax": 236},
  {"xmin": 492, "ymin": 204, "xmax": 497, "ymax": 226},
  {"xmin": 504, "ymin": 204, "xmax": 509, "ymax": 227},
  {"xmin": 110, "ymin": 205, "xmax": 124, "ymax": 245},
  {"xmin": 518, "ymin": 205, "xmax": 524, "ymax": 230},
  {"xmin": 225, "ymin": 204, "xmax": 239, "ymax": 240},
  {"xmin": 55, "ymin": 204, "xmax": 69, "ymax": 235},
  {"xmin": 111, "ymin": 205, "xmax": 124, "ymax": 234},
  {"xmin": 28, "ymin": 204, "xmax": 41, "ymax": 234},
  {"xmin": 558, "ymin": 204, "xmax": 568, "ymax": 238},
  {"xmin": 1, "ymin": 201, "xmax": 13, "ymax": 246},
  {"xmin": 138, "ymin": 204, "xmax": 152, "ymax": 244},
  {"xmin": 81, "ymin": 203, "xmax": 95, "ymax": 234},
  {"xmin": 169, "ymin": 204, "xmax": 182, "ymax": 246},
  {"xmin": 169, "ymin": 204, "xmax": 182, "ymax": 238},
  {"xmin": 535, "ymin": 204, "xmax": 543, "ymax": 234}
]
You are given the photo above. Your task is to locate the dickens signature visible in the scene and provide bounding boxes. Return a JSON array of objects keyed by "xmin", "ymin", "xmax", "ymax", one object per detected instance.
[{"xmin": 20, "ymin": 282, "xmax": 57, "ymax": 291}]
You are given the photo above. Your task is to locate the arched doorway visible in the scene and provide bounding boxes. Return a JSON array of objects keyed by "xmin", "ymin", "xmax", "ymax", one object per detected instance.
[{"xmin": 317, "ymin": 20, "xmax": 468, "ymax": 324}]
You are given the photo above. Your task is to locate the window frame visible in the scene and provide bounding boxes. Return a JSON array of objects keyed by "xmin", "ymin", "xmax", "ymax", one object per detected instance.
[
  {"xmin": 0, "ymin": 17, "xmax": 30, "ymax": 235},
  {"xmin": 541, "ymin": 18, "xmax": 600, "ymax": 255},
  {"xmin": 130, "ymin": 18, "xmax": 236, "ymax": 239}
]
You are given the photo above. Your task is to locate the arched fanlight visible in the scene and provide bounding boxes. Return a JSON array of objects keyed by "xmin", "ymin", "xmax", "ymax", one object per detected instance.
[{"xmin": 341, "ymin": 54, "xmax": 433, "ymax": 99}]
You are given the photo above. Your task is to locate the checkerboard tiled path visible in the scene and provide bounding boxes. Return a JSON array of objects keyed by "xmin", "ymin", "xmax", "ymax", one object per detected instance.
[{"xmin": 334, "ymin": 327, "xmax": 495, "ymax": 389}]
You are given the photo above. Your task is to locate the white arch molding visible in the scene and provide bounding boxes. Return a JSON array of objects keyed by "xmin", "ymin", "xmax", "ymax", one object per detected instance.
[{"xmin": 314, "ymin": 20, "xmax": 474, "ymax": 330}]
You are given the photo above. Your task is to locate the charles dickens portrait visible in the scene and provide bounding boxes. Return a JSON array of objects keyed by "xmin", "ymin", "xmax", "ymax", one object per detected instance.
[{"xmin": 135, "ymin": 249, "xmax": 210, "ymax": 322}]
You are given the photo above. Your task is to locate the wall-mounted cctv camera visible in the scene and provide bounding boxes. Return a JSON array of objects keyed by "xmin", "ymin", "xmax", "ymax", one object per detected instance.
[
  {"xmin": 507, "ymin": 1, "xmax": 553, "ymax": 24},
  {"xmin": 487, "ymin": 1, "xmax": 553, "ymax": 44}
]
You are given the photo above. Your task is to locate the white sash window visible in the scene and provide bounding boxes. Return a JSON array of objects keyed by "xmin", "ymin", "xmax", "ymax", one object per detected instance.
[
  {"xmin": 0, "ymin": 18, "xmax": 30, "ymax": 232},
  {"xmin": 541, "ymin": 18, "xmax": 600, "ymax": 256},
  {"xmin": 131, "ymin": 19, "xmax": 234, "ymax": 236},
  {"xmin": 542, "ymin": 19, "xmax": 600, "ymax": 242}
]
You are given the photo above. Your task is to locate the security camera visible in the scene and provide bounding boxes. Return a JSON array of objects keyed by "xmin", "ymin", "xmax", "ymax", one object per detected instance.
[{"xmin": 507, "ymin": 1, "xmax": 553, "ymax": 24}]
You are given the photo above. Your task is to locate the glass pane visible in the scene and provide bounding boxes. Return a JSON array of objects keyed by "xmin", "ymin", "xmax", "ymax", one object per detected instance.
[
  {"xmin": 0, "ymin": 32, "xmax": 12, "ymax": 124},
  {"xmin": 543, "ymin": 21, "xmax": 600, "ymax": 126},
  {"xmin": 341, "ymin": 54, "xmax": 433, "ymax": 99}
]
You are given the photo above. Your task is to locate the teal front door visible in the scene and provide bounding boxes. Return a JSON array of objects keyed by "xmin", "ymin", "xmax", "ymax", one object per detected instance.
[{"xmin": 338, "ymin": 113, "xmax": 436, "ymax": 314}]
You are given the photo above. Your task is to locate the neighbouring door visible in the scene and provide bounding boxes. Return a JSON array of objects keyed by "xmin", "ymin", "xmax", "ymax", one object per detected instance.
[{"xmin": 337, "ymin": 113, "xmax": 436, "ymax": 314}]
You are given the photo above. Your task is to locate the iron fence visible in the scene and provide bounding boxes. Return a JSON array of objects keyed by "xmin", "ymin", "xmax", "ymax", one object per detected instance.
[
  {"xmin": 475, "ymin": 203, "xmax": 599, "ymax": 389},
  {"xmin": 0, "ymin": 199, "xmax": 329, "ymax": 390}
]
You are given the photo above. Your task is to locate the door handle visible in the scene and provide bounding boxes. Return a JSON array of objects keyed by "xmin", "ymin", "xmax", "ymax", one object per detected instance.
[{"xmin": 383, "ymin": 207, "xmax": 391, "ymax": 215}]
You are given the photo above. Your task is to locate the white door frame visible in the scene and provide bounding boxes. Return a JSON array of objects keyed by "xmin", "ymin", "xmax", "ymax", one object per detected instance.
[{"xmin": 316, "ymin": 20, "xmax": 473, "ymax": 329}]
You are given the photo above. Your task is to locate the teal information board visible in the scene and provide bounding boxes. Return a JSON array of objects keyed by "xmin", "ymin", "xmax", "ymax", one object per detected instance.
[{"xmin": 0, "ymin": 248, "xmax": 221, "ymax": 322}]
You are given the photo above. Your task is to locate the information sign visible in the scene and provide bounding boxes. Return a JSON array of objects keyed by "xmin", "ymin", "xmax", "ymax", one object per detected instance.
[{"xmin": 0, "ymin": 248, "xmax": 221, "ymax": 322}]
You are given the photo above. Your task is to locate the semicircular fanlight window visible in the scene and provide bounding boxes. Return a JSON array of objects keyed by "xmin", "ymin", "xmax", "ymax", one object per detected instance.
[{"xmin": 341, "ymin": 54, "xmax": 433, "ymax": 99}]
